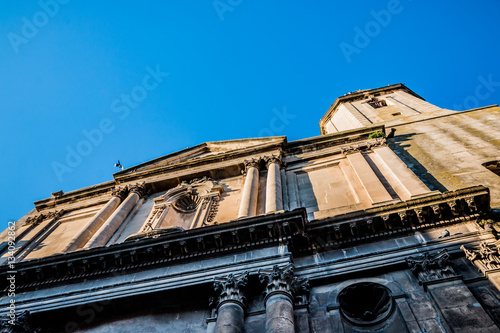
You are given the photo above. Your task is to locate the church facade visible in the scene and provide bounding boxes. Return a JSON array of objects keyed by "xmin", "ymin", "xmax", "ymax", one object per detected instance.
[{"xmin": 1, "ymin": 83, "xmax": 500, "ymax": 332}]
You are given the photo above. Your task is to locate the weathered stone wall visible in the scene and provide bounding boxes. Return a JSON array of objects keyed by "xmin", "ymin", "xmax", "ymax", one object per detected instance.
[{"xmin": 389, "ymin": 106, "xmax": 500, "ymax": 209}]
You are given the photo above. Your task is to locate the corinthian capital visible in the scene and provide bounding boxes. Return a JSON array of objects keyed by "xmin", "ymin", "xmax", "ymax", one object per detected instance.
[
  {"xmin": 213, "ymin": 271, "xmax": 249, "ymax": 308},
  {"xmin": 264, "ymin": 154, "xmax": 282, "ymax": 168},
  {"xmin": 129, "ymin": 182, "xmax": 148, "ymax": 197},
  {"xmin": 258, "ymin": 264, "xmax": 309, "ymax": 304},
  {"xmin": 111, "ymin": 186, "xmax": 129, "ymax": 200},
  {"xmin": 243, "ymin": 158, "xmax": 261, "ymax": 172}
]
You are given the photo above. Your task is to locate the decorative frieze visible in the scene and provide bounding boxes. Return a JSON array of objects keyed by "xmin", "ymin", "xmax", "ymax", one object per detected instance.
[
  {"xmin": 309, "ymin": 186, "xmax": 489, "ymax": 252},
  {"xmin": 406, "ymin": 249, "xmax": 458, "ymax": 288}
]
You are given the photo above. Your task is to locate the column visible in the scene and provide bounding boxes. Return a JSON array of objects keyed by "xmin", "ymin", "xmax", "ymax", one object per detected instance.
[
  {"xmin": 64, "ymin": 187, "xmax": 128, "ymax": 252},
  {"xmin": 213, "ymin": 272, "xmax": 248, "ymax": 333},
  {"xmin": 265, "ymin": 155, "xmax": 283, "ymax": 214},
  {"xmin": 259, "ymin": 265, "xmax": 309, "ymax": 333},
  {"xmin": 85, "ymin": 183, "xmax": 146, "ymax": 248},
  {"xmin": 344, "ymin": 149, "xmax": 393, "ymax": 204},
  {"xmin": 238, "ymin": 159, "xmax": 260, "ymax": 218},
  {"xmin": 373, "ymin": 145, "xmax": 432, "ymax": 199}
]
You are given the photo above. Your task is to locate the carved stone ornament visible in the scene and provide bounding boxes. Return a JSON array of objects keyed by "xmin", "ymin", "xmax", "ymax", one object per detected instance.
[
  {"xmin": 212, "ymin": 271, "xmax": 249, "ymax": 310},
  {"xmin": 129, "ymin": 182, "xmax": 148, "ymax": 197},
  {"xmin": 139, "ymin": 177, "xmax": 223, "ymax": 233},
  {"xmin": 259, "ymin": 264, "xmax": 310, "ymax": 305},
  {"xmin": 461, "ymin": 242, "xmax": 500, "ymax": 271},
  {"xmin": 243, "ymin": 158, "xmax": 261, "ymax": 173},
  {"xmin": 340, "ymin": 145, "xmax": 361, "ymax": 155},
  {"xmin": 366, "ymin": 137, "xmax": 387, "ymax": 149},
  {"xmin": 0, "ymin": 310, "xmax": 39, "ymax": 333},
  {"xmin": 264, "ymin": 154, "xmax": 282, "ymax": 168},
  {"xmin": 162, "ymin": 177, "xmax": 221, "ymax": 213},
  {"xmin": 23, "ymin": 210, "xmax": 64, "ymax": 226},
  {"xmin": 111, "ymin": 186, "xmax": 129, "ymax": 200},
  {"xmin": 406, "ymin": 249, "xmax": 457, "ymax": 286}
]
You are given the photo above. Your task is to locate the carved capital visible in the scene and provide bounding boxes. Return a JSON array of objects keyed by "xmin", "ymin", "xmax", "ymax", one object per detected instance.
[
  {"xmin": 44, "ymin": 209, "xmax": 65, "ymax": 220},
  {"xmin": 264, "ymin": 154, "xmax": 282, "ymax": 168},
  {"xmin": 406, "ymin": 249, "xmax": 457, "ymax": 287},
  {"xmin": 24, "ymin": 214, "xmax": 44, "ymax": 226},
  {"xmin": 259, "ymin": 264, "xmax": 309, "ymax": 305},
  {"xmin": 461, "ymin": 242, "xmax": 500, "ymax": 271},
  {"xmin": 243, "ymin": 158, "xmax": 261, "ymax": 172},
  {"xmin": 111, "ymin": 186, "xmax": 128, "ymax": 200},
  {"xmin": 129, "ymin": 182, "xmax": 147, "ymax": 197},
  {"xmin": 213, "ymin": 271, "xmax": 249, "ymax": 309}
]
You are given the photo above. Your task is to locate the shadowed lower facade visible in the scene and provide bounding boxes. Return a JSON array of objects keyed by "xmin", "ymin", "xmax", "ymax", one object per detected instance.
[{"xmin": 1, "ymin": 83, "xmax": 500, "ymax": 332}]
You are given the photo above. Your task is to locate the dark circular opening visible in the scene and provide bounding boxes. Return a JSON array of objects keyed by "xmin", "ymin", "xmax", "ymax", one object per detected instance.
[
  {"xmin": 338, "ymin": 282, "xmax": 393, "ymax": 326},
  {"xmin": 173, "ymin": 194, "xmax": 200, "ymax": 213}
]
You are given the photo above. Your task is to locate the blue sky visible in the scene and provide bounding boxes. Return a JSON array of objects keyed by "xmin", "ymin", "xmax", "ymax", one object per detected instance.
[{"xmin": 1, "ymin": 1, "xmax": 500, "ymax": 229}]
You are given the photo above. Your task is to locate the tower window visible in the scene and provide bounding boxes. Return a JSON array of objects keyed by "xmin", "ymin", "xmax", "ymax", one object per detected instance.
[
  {"xmin": 483, "ymin": 161, "xmax": 500, "ymax": 176},
  {"xmin": 368, "ymin": 98, "xmax": 387, "ymax": 109}
]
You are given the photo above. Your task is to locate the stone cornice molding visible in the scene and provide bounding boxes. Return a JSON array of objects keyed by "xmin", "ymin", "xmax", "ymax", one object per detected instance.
[
  {"xmin": 306, "ymin": 185, "xmax": 490, "ymax": 252},
  {"xmin": 0, "ymin": 210, "xmax": 307, "ymax": 293},
  {"xmin": 23, "ymin": 209, "xmax": 64, "ymax": 227}
]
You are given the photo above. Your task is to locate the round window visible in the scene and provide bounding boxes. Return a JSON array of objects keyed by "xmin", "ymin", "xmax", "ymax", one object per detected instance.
[{"xmin": 337, "ymin": 282, "xmax": 393, "ymax": 326}]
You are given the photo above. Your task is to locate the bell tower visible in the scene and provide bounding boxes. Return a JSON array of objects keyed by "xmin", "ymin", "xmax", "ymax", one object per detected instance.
[{"xmin": 319, "ymin": 83, "xmax": 444, "ymax": 134}]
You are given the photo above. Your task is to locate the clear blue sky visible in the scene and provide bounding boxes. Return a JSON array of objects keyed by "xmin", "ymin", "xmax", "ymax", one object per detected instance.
[{"xmin": 1, "ymin": 1, "xmax": 500, "ymax": 229}]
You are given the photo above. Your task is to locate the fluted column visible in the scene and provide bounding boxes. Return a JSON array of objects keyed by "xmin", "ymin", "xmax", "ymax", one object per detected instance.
[
  {"xmin": 213, "ymin": 272, "xmax": 249, "ymax": 333},
  {"xmin": 265, "ymin": 155, "xmax": 283, "ymax": 214},
  {"xmin": 259, "ymin": 265, "xmax": 309, "ymax": 333},
  {"xmin": 85, "ymin": 183, "xmax": 147, "ymax": 248},
  {"xmin": 64, "ymin": 187, "xmax": 128, "ymax": 252},
  {"xmin": 238, "ymin": 159, "xmax": 260, "ymax": 218}
]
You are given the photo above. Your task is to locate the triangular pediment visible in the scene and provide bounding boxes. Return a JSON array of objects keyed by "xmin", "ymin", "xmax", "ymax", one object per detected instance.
[{"xmin": 115, "ymin": 137, "xmax": 286, "ymax": 176}]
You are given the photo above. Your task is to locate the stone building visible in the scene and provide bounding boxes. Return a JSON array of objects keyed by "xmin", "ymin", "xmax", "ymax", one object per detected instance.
[{"xmin": 1, "ymin": 83, "xmax": 500, "ymax": 332}]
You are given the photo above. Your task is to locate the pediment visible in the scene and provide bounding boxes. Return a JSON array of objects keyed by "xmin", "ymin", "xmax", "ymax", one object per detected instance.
[{"xmin": 115, "ymin": 137, "xmax": 286, "ymax": 175}]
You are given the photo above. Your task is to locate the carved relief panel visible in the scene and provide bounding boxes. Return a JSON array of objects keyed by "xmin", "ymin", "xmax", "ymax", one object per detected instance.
[{"xmin": 141, "ymin": 177, "xmax": 224, "ymax": 232}]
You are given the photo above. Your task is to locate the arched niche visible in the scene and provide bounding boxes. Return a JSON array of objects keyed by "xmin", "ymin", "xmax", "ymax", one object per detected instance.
[{"xmin": 141, "ymin": 177, "xmax": 224, "ymax": 232}]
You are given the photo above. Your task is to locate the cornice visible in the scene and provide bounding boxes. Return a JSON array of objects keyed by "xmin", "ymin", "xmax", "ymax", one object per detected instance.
[
  {"xmin": 33, "ymin": 180, "xmax": 116, "ymax": 212},
  {"xmin": 0, "ymin": 209, "xmax": 308, "ymax": 293},
  {"xmin": 287, "ymin": 125, "xmax": 385, "ymax": 155},
  {"xmin": 305, "ymin": 185, "xmax": 490, "ymax": 253},
  {"xmin": 113, "ymin": 140, "xmax": 286, "ymax": 183}
]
